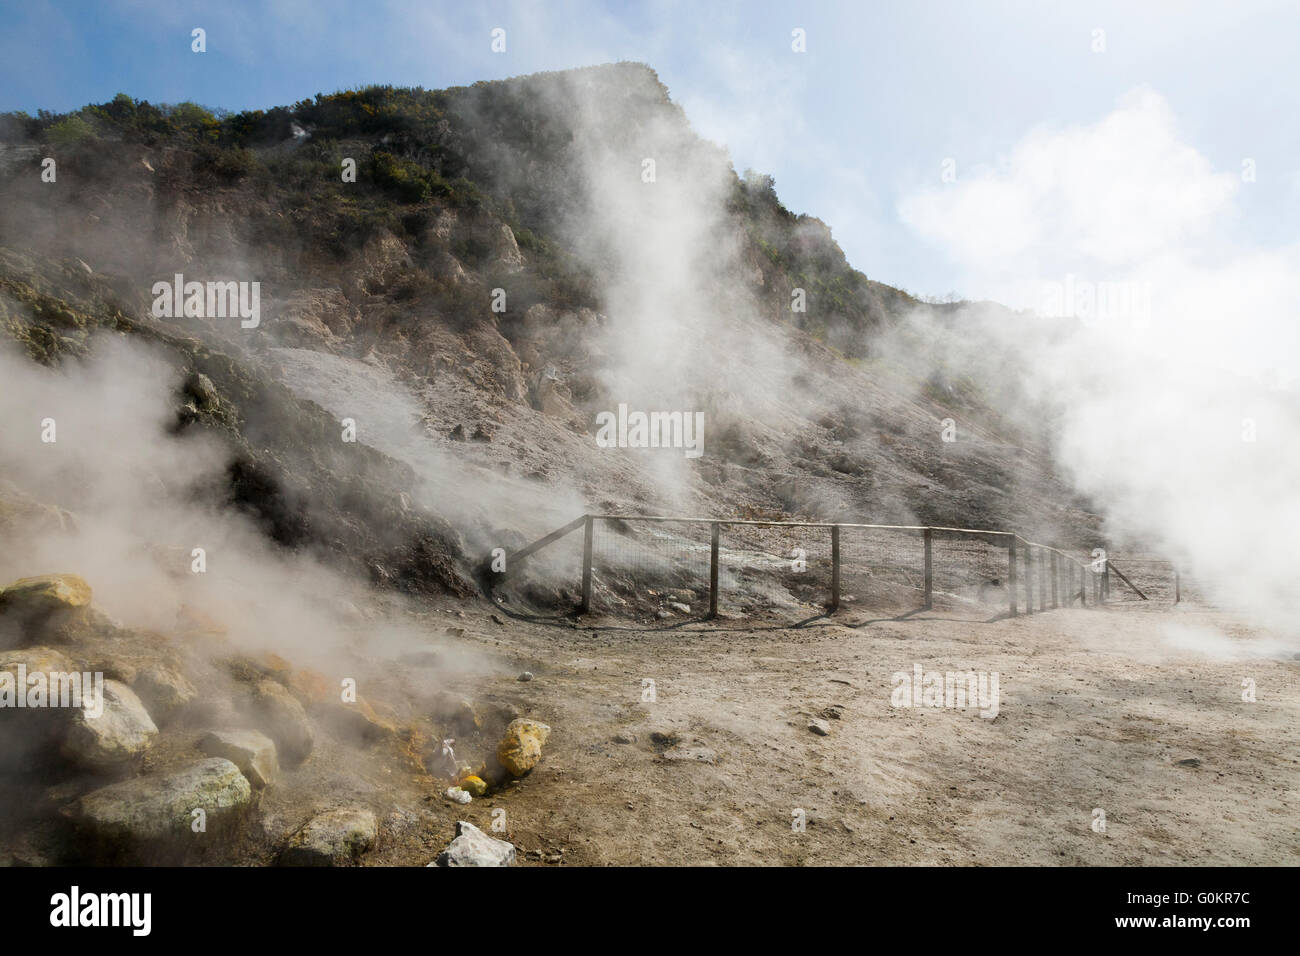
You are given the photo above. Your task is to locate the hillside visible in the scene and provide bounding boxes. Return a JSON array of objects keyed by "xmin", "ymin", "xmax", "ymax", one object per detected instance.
[{"xmin": 0, "ymin": 63, "xmax": 1103, "ymax": 600}]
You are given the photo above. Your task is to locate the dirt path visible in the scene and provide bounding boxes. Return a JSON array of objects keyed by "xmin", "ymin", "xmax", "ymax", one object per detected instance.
[{"xmin": 417, "ymin": 603, "xmax": 1299, "ymax": 866}]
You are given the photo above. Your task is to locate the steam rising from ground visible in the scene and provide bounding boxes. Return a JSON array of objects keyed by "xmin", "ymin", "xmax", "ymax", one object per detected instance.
[
  {"xmin": 0, "ymin": 337, "xmax": 483, "ymax": 675},
  {"xmin": 899, "ymin": 87, "xmax": 1300, "ymax": 635}
]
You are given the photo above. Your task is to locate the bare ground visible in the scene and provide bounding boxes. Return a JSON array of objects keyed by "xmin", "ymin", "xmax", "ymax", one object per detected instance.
[{"xmin": 395, "ymin": 601, "xmax": 1299, "ymax": 866}]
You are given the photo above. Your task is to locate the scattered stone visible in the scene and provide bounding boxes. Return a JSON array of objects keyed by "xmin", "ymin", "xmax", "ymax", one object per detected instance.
[
  {"xmin": 517, "ymin": 671, "xmax": 534, "ymax": 682},
  {"xmin": 280, "ymin": 807, "xmax": 378, "ymax": 866},
  {"xmin": 432, "ymin": 821, "xmax": 515, "ymax": 867},
  {"xmin": 457, "ymin": 775, "xmax": 488, "ymax": 798},
  {"xmin": 490, "ymin": 614, "xmax": 505, "ymax": 626},
  {"xmin": 62, "ymin": 679, "xmax": 158, "ymax": 770},
  {"xmin": 649, "ymin": 731, "xmax": 680, "ymax": 748},
  {"xmin": 65, "ymin": 758, "xmax": 252, "ymax": 856},
  {"xmin": 496, "ymin": 718, "xmax": 550, "ymax": 777},
  {"xmin": 1176, "ymin": 757, "xmax": 1202, "ymax": 768},
  {"xmin": 613, "ymin": 732, "xmax": 637, "ymax": 744},
  {"xmin": 655, "ymin": 610, "xmax": 671, "ymax": 620},
  {"xmin": 808, "ymin": 718, "xmax": 831, "ymax": 736},
  {"xmin": 668, "ymin": 602, "xmax": 691, "ymax": 615},
  {"xmin": 252, "ymin": 679, "xmax": 314, "ymax": 765},
  {"xmin": 198, "ymin": 729, "xmax": 279, "ymax": 790},
  {"xmin": 819, "ymin": 704, "xmax": 845, "ymax": 720},
  {"xmin": 444, "ymin": 786, "xmax": 472, "ymax": 805}
]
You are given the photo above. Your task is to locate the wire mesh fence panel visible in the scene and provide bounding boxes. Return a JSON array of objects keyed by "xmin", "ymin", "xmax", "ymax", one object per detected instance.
[
  {"xmin": 715, "ymin": 522, "xmax": 831, "ymax": 619},
  {"xmin": 502, "ymin": 512, "xmax": 1194, "ymax": 623},
  {"xmin": 931, "ymin": 532, "xmax": 1014, "ymax": 615},
  {"xmin": 1104, "ymin": 554, "xmax": 1186, "ymax": 605},
  {"xmin": 837, "ymin": 525, "xmax": 925, "ymax": 616},
  {"xmin": 590, "ymin": 518, "xmax": 712, "ymax": 616},
  {"xmin": 499, "ymin": 523, "xmax": 586, "ymax": 616}
]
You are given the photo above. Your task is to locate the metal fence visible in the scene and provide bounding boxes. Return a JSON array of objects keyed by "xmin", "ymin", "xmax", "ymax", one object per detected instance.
[{"xmin": 492, "ymin": 514, "xmax": 1188, "ymax": 622}]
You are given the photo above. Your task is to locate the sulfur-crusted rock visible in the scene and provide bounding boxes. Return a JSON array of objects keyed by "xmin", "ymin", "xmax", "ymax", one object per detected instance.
[
  {"xmin": 198, "ymin": 729, "xmax": 279, "ymax": 790},
  {"xmin": 61, "ymin": 679, "xmax": 158, "ymax": 770},
  {"xmin": 0, "ymin": 574, "xmax": 92, "ymax": 613},
  {"xmin": 496, "ymin": 718, "xmax": 550, "ymax": 777},
  {"xmin": 280, "ymin": 807, "xmax": 377, "ymax": 866}
]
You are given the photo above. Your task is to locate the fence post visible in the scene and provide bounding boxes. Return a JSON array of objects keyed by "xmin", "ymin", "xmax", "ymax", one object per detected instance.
[
  {"xmin": 923, "ymin": 528, "xmax": 933, "ymax": 610},
  {"xmin": 1025, "ymin": 545, "xmax": 1034, "ymax": 615},
  {"xmin": 1079, "ymin": 563, "xmax": 1086, "ymax": 607},
  {"xmin": 1174, "ymin": 567, "xmax": 1181, "ymax": 604},
  {"xmin": 1050, "ymin": 552, "xmax": 1059, "ymax": 608},
  {"xmin": 708, "ymin": 522, "xmax": 720, "ymax": 619},
  {"xmin": 829, "ymin": 525, "xmax": 841, "ymax": 613},
  {"xmin": 1008, "ymin": 537, "xmax": 1018, "ymax": 616},
  {"xmin": 1102, "ymin": 559, "xmax": 1110, "ymax": 604},
  {"xmin": 579, "ymin": 515, "xmax": 594, "ymax": 615}
]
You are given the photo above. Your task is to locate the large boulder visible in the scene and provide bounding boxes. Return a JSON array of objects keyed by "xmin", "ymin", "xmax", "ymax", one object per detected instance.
[
  {"xmin": 198, "ymin": 729, "xmax": 279, "ymax": 790},
  {"xmin": 496, "ymin": 718, "xmax": 550, "ymax": 777},
  {"xmin": 280, "ymin": 807, "xmax": 378, "ymax": 866},
  {"xmin": 0, "ymin": 574, "xmax": 91, "ymax": 613},
  {"xmin": 0, "ymin": 646, "xmax": 77, "ymax": 767},
  {"xmin": 432, "ymin": 821, "xmax": 516, "ymax": 867},
  {"xmin": 61, "ymin": 679, "xmax": 158, "ymax": 770},
  {"xmin": 128, "ymin": 662, "xmax": 197, "ymax": 723},
  {"xmin": 252, "ymin": 679, "xmax": 314, "ymax": 765},
  {"xmin": 0, "ymin": 575, "xmax": 94, "ymax": 650},
  {"xmin": 64, "ymin": 758, "xmax": 252, "ymax": 861}
]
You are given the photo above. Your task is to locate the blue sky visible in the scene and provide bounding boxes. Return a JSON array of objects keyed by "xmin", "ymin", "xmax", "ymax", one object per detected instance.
[{"xmin": 2, "ymin": 0, "xmax": 1297, "ymax": 300}]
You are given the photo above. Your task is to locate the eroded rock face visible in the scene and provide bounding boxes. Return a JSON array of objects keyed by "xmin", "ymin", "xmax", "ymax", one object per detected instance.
[
  {"xmin": 280, "ymin": 807, "xmax": 377, "ymax": 866},
  {"xmin": 432, "ymin": 821, "xmax": 515, "ymax": 867},
  {"xmin": 496, "ymin": 718, "xmax": 550, "ymax": 777},
  {"xmin": 252, "ymin": 679, "xmax": 314, "ymax": 765},
  {"xmin": 61, "ymin": 679, "xmax": 158, "ymax": 770},
  {"xmin": 198, "ymin": 729, "xmax": 279, "ymax": 790},
  {"xmin": 64, "ymin": 757, "xmax": 252, "ymax": 858}
]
